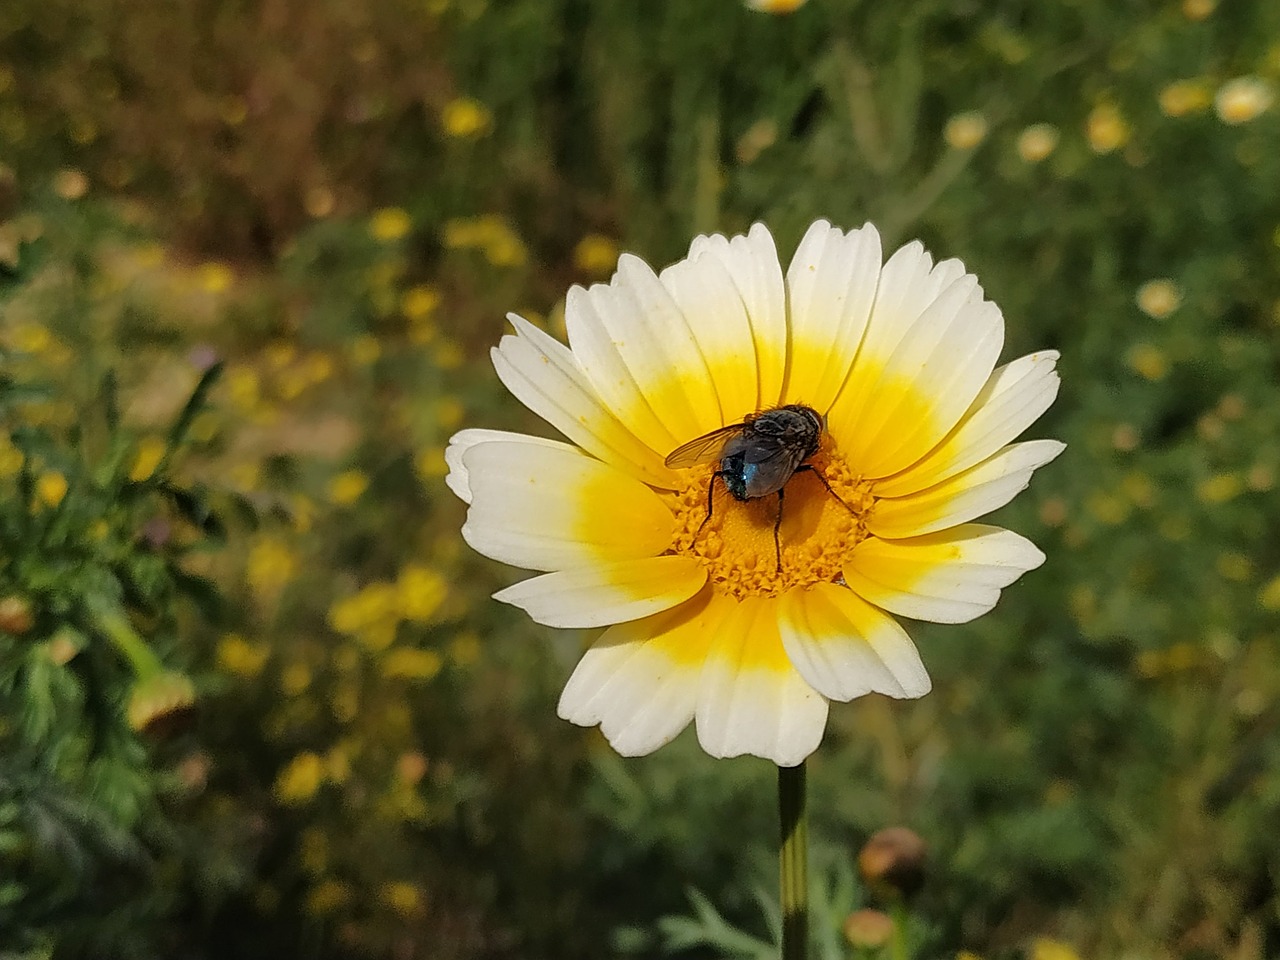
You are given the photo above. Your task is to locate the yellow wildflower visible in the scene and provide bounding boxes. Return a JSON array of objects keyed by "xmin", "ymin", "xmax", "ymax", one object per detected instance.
[
  {"xmin": 1182, "ymin": 0, "xmax": 1216, "ymax": 19},
  {"xmin": 381, "ymin": 881, "xmax": 424, "ymax": 916},
  {"xmin": 1259, "ymin": 574, "xmax": 1280, "ymax": 611},
  {"xmin": 274, "ymin": 752, "xmax": 325, "ymax": 805},
  {"xmin": 305, "ymin": 880, "xmax": 352, "ymax": 915},
  {"xmin": 197, "ymin": 262, "xmax": 233, "ymax": 294},
  {"xmin": 1217, "ymin": 552, "xmax": 1251, "ymax": 581},
  {"xmin": 397, "ymin": 565, "xmax": 448, "ymax": 622},
  {"xmin": 350, "ymin": 335, "xmax": 381, "ymax": 366},
  {"xmin": 415, "ymin": 446, "xmax": 448, "ymax": 479},
  {"xmin": 1136, "ymin": 279, "xmax": 1182, "ymax": 319},
  {"xmin": 1215, "ymin": 76, "xmax": 1274, "ymax": 125},
  {"xmin": 401, "ymin": 284, "xmax": 441, "ymax": 321},
  {"xmin": 281, "ymin": 662, "xmax": 312, "ymax": 696},
  {"xmin": 1159, "ymin": 79, "xmax": 1212, "ymax": 118},
  {"xmin": 1087, "ymin": 103, "xmax": 1129, "ymax": 154},
  {"xmin": 433, "ymin": 397, "xmax": 465, "ymax": 430},
  {"xmin": 1016, "ymin": 124, "xmax": 1059, "ymax": 163},
  {"xmin": 0, "ymin": 439, "xmax": 24, "ymax": 477},
  {"xmin": 37, "ymin": 471, "xmax": 68, "ymax": 507},
  {"xmin": 450, "ymin": 631, "xmax": 481, "ymax": 667},
  {"xmin": 328, "ymin": 470, "xmax": 369, "ymax": 505},
  {"xmin": 1126, "ymin": 343, "xmax": 1169, "ymax": 381},
  {"xmin": 246, "ymin": 538, "xmax": 299, "ymax": 595},
  {"xmin": 325, "ymin": 742, "xmax": 353, "ymax": 783},
  {"xmin": 12, "ymin": 324, "xmax": 52, "ymax": 354},
  {"xmin": 1197, "ymin": 473, "xmax": 1242, "ymax": 503},
  {"xmin": 943, "ymin": 111, "xmax": 989, "ymax": 150},
  {"xmin": 225, "ymin": 367, "xmax": 260, "ymax": 412},
  {"xmin": 370, "ymin": 207, "xmax": 412, "ymax": 242},
  {"xmin": 129, "ymin": 437, "xmax": 167, "ymax": 481},
  {"xmin": 1030, "ymin": 938, "xmax": 1081, "ymax": 960},
  {"xmin": 216, "ymin": 633, "xmax": 269, "ymax": 678},
  {"xmin": 380, "ymin": 648, "xmax": 444, "ymax": 681},
  {"xmin": 441, "ymin": 97, "xmax": 493, "ymax": 139},
  {"xmin": 572, "ymin": 234, "xmax": 620, "ymax": 277},
  {"xmin": 264, "ymin": 341, "xmax": 296, "ymax": 369}
]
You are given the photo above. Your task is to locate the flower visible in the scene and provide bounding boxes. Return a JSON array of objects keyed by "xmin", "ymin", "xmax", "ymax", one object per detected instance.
[
  {"xmin": 943, "ymin": 111, "xmax": 989, "ymax": 151},
  {"xmin": 370, "ymin": 207, "xmax": 413, "ymax": 242},
  {"xmin": 448, "ymin": 221, "xmax": 1062, "ymax": 766},
  {"xmin": 1215, "ymin": 76, "xmax": 1274, "ymax": 125},
  {"xmin": 1016, "ymin": 124, "xmax": 1059, "ymax": 163},
  {"xmin": 1086, "ymin": 103, "xmax": 1129, "ymax": 154},
  {"xmin": 1135, "ymin": 279, "xmax": 1182, "ymax": 318},
  {"xmin": 441, "ymin": 97, "xmax": 493, "ymax": 139}
]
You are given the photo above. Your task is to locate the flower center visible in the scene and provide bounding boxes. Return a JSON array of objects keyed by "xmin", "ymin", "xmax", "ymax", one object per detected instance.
[{"xmin": 664, "ymin": 448, "xmax": 875, "ymax": 600}]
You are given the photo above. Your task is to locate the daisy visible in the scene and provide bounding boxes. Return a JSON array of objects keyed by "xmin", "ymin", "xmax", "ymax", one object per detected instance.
[{"xmin": 447, "ymin": 220, "xmax": 1062, "ymax": 767}]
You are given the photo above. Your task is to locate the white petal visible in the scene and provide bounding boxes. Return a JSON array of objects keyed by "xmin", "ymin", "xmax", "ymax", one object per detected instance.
[
  {"xmin": 689, "ymin": 223, "xmax": 788, "ymax": 407},
  {"xmin": 845, "ymin": 524, "xmax": 1046, "ymax": 624},
  {"xmin": 493, "ymin": 556, "xmax": 707, "ymax": 628},
  {"xmin": 460, "ymin": 439, "xmax": 675, "ymax": 571},
  {"xmin": 445, "ymin": 428, "xmax": 567, "ymax": 504},
  {"xmin": 557, "ymin": 589, "xmax": 722, "ymax": 756},
  {"xmin": 779, "ymin": 583, "xmax": 931, "ymax": 702},
  {"xmin": 873, "ymin": 351, "xmax": 1061, "ymax": 497},
  {"xmin": 783, "ymin": 220, "xmax": 883, "ymax": 413},
  {"xmin": 695, "ymin": 596, "xmax": 829, "ymax": 767},
  {"xmin": 491, "ymin": 314, "xmax": 675, "ymax": 488},
  {"xmin": 870, "ymin": 439, "xmax": 1066, "ymax": 538},
  {"xmin": 834, "ymin": 279, "xmax": 1005, "ymax": 478},
  {"xmin": 567, "ymin": 254, "xmax": 723, "ymax": 455},
  {"xmin": 659, "ymin": 253, "xmax": 758, "ymax": 423}
]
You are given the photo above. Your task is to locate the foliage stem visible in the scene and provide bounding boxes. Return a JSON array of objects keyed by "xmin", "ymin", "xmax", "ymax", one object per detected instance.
[{"xmin": 778, "ymin": 760, "xmax": 808, "ymax": 960}]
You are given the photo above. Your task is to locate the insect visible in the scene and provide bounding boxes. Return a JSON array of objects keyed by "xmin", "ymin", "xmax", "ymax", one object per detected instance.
[{"xmin": 664, "ymin": 403, "xmax": 853, "ymax": 571}]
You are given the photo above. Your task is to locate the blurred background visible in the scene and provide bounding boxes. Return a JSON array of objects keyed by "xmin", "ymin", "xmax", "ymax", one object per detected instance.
[{"xmin": 1, "ymin": 0, "xmax": 1279, "ymax": 957}]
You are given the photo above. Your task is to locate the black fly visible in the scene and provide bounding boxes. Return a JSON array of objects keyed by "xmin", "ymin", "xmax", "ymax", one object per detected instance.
[{"xmin": 664, "ymin": 404, "xmax": 853, "ymax": 572}]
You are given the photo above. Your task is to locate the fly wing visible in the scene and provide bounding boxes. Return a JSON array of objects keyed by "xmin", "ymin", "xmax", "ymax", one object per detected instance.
[
  {"xmin": 739, "ymin": 437, "xmax": 808, "ymax": 498},
  {"xmin": 664, "ymin": 423, "xmax": 748, "ymax": 468}
]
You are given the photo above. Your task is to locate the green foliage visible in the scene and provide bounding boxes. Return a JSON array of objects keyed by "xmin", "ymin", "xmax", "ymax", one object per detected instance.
[{"xmin": 1, "ymin": 0, "xmax": 1280, "ymax": 958}]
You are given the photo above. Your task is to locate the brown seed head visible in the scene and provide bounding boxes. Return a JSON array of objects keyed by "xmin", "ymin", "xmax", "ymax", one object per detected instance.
[{"xmin": 858, "ymin": 826, "xmax": 927, "ymax": 899}]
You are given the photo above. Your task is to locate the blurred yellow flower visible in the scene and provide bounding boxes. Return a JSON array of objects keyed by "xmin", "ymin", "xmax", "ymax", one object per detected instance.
[
  {"xmin": 281, "ymin": 662, "xmax": 312, "ymax": 696},
  {"xmin": 246, "ymin": 538, "xmax": 299, "ymax": 595},
  {"xmin": 943, "ymin": 111, "xmax": 989, "ymax": 150},
  {"xmin": 197, "ymin": 262, "xmax": 234, "ymax": 294},
  {"xmin": 401, "ymin": 284, "xmax": 441, "ymax": 321},
  {"xmin": 350, "ymin": 334, "xmax": 382, "ymax": 366},
  {"xmin": 328, "ymin": 469, "xmax": 370, "ymax": 505},
  {"xmin": 1126, "ymin": 343, "xmax": 1169, "ymax": 381},
  {"xmin": 1215, "ymin": 76, "xmax": 1274, "ymax": 125},
  {"xmin": 1016, "ymin": 124, "xmax": 1059, "ymax": 163},
  {"xmin": 441, "ymin": 97, "xmax": 493, "ymax": 138},
  {"xmin": 1259, "ymin": 574, "xmax": 1280, "ymax": 611},
  {"xmin": 370, "ymin": 207, "xmax": 413, "ymax": 242},
  {"xmin": 216, "ymin": 633, "xmax": 269, "ymax": 678},
  {"xmin": 274, "ymin": 752, "xmax": 326, "ymax": 805},
  {"xmin": 329, "ymin": 582, "xmax": 400, "ymax": 637},
  {"xmin": 1197, "ymin": 473, "xmax": 1242, "ymax": 503},
  {"xmin": 1182, "ymin": 0, "xmax": 1216, "ymax": 19},
  {"xmin": 746, "ymin": 0, "xmax": 809, "ymax": 11},
  {"xmin": 397, "ymin": 565, "xmax": 448, "ymax": 622},
  {"xmin": 1087, "ymin": 103, "xmax": 1130, "ymax": 154},
  {"xmin": 0, "ymin": 439, "xmax": 24, "ymax": 477},
  {"xmin": 325, "ymin": 742, "xmax": 353, "ymax": 783},
  {"xmin": 265, "ymin": 341, "xmax": 296, "ymax": 370},
  {"xmin": 443, "ymin": 214, "xmax": 528, "ymax": 267},
  {"xmin": 1031, "ymin": 937, "xmax": 1082, "ymax": 960},
  {"xmin": 36, "ymin": 471, "xmax": 68, "ymax": 507},
  {"xmin": 450, "ymin": 631, "xmax": 481, "ymax": 667},
  {"xmin": 415, "ymin": 446, "xmax": 448, "ymax": 479},
  {"xmin": 1216, "ymin": 552, "xmax": 1251, "ymax": 581},
  {"xmin": 1159, "ymin": 79, "xmax": 1212, "ymax": 118},
  {"xmin": 1135, "ymin": 279, "xmax": 1182, "ymax": 319},
  {"xmin": 12, "ymin": 323, "xmax": 52, "ymax": 355},
  {"xmin": 434, "ymin": 397, "xmax": 465, "ymax": 429},
  {"xmin": 225, "ymin": 367, "xmax": 261, "ymax": 412},
  {"xmin": 434, "ymin": 339, "xmax": 464, "ymax": 369},
  {"xmin": 573, "ymin": 234, "xmax": 620, "ymax": 277},
  {"xmin": 381, "ymin": 881, "xmax": 425, "ymax": 916},
  {"xmin": 129, "ymin": 437, "xmax": 167, "ymax": 481},
  {"xmin": 380, "ymin": 648, "xmax": 444, "ymax": 681},
  {"xmin": 305, "ymin": 880, "xmax": 352, "ymax": 915},
  {"xmin": 52, "ymin": 168, "xmax": 89, "ymax": 200}
]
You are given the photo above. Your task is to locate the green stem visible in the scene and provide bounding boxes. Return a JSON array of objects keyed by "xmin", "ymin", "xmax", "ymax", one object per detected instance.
[
  {"xmin": 889, "ymin": 900, "xmax": 908, "ymax": 960},
  {"xmin": 779, "ymin": 760, "xmax": 808, "ymax": 960}
]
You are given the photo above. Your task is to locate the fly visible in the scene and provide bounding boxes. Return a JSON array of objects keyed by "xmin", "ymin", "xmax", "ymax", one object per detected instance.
[{"xmin": 664, "ymin": 404, "xmax": 854, "ymax": 572}]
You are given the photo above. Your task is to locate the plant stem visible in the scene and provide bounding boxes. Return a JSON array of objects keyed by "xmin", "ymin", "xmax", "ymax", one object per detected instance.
[{"xmin": 778, "ymin": 760, "xmax": 808, "ymax": 960}]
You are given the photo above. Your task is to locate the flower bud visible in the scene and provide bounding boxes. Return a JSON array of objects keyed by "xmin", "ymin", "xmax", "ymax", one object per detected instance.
[
  {"xmin": 858, "ymin": 826, "xmax": 927, "ymax": 900},
  {"xmin": 0, "ymin": 595, "xmax": 35, "ymax": 635},
  {"xmin": 127, "ymin": 670, "xmax": 197, "ymax": 737},
  {"xmin": 843, "ymin": 908, "xmax": 894, "ymax": 949}
]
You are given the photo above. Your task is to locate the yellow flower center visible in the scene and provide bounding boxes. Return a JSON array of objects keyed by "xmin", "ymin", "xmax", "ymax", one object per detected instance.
[{"xmin": 665, "ymin": 447, "xmax": 875, "ymax": 600}]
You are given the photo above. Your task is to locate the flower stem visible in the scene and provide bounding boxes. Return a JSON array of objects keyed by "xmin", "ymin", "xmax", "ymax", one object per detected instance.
[{"xmin": 778, "ymin": 760, "xmax": 808, "ymax": 960}]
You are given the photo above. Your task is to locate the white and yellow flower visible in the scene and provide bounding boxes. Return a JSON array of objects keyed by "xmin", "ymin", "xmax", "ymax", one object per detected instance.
[{"xmin": 448, "ymin": 221, "xmax": 1062, "ymax": 766}]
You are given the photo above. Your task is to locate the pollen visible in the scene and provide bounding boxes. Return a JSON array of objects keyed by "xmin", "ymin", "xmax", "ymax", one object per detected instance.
[{"xmin": 666, "ymin": 449, "xmax": 875, "ymax": 600}]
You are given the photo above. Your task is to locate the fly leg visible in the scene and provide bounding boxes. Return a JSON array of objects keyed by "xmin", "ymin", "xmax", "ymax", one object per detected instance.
[
  {"xmin": 695, "ymin": 471, "xmax": 723, "ymax": 541},
  {"xmin": 794, "ymin": 464, "xmax": 857, "ymax": 516},
  {"xmin": 773, "ymin": 488, "xmax": 784, "ymax": 573}
]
